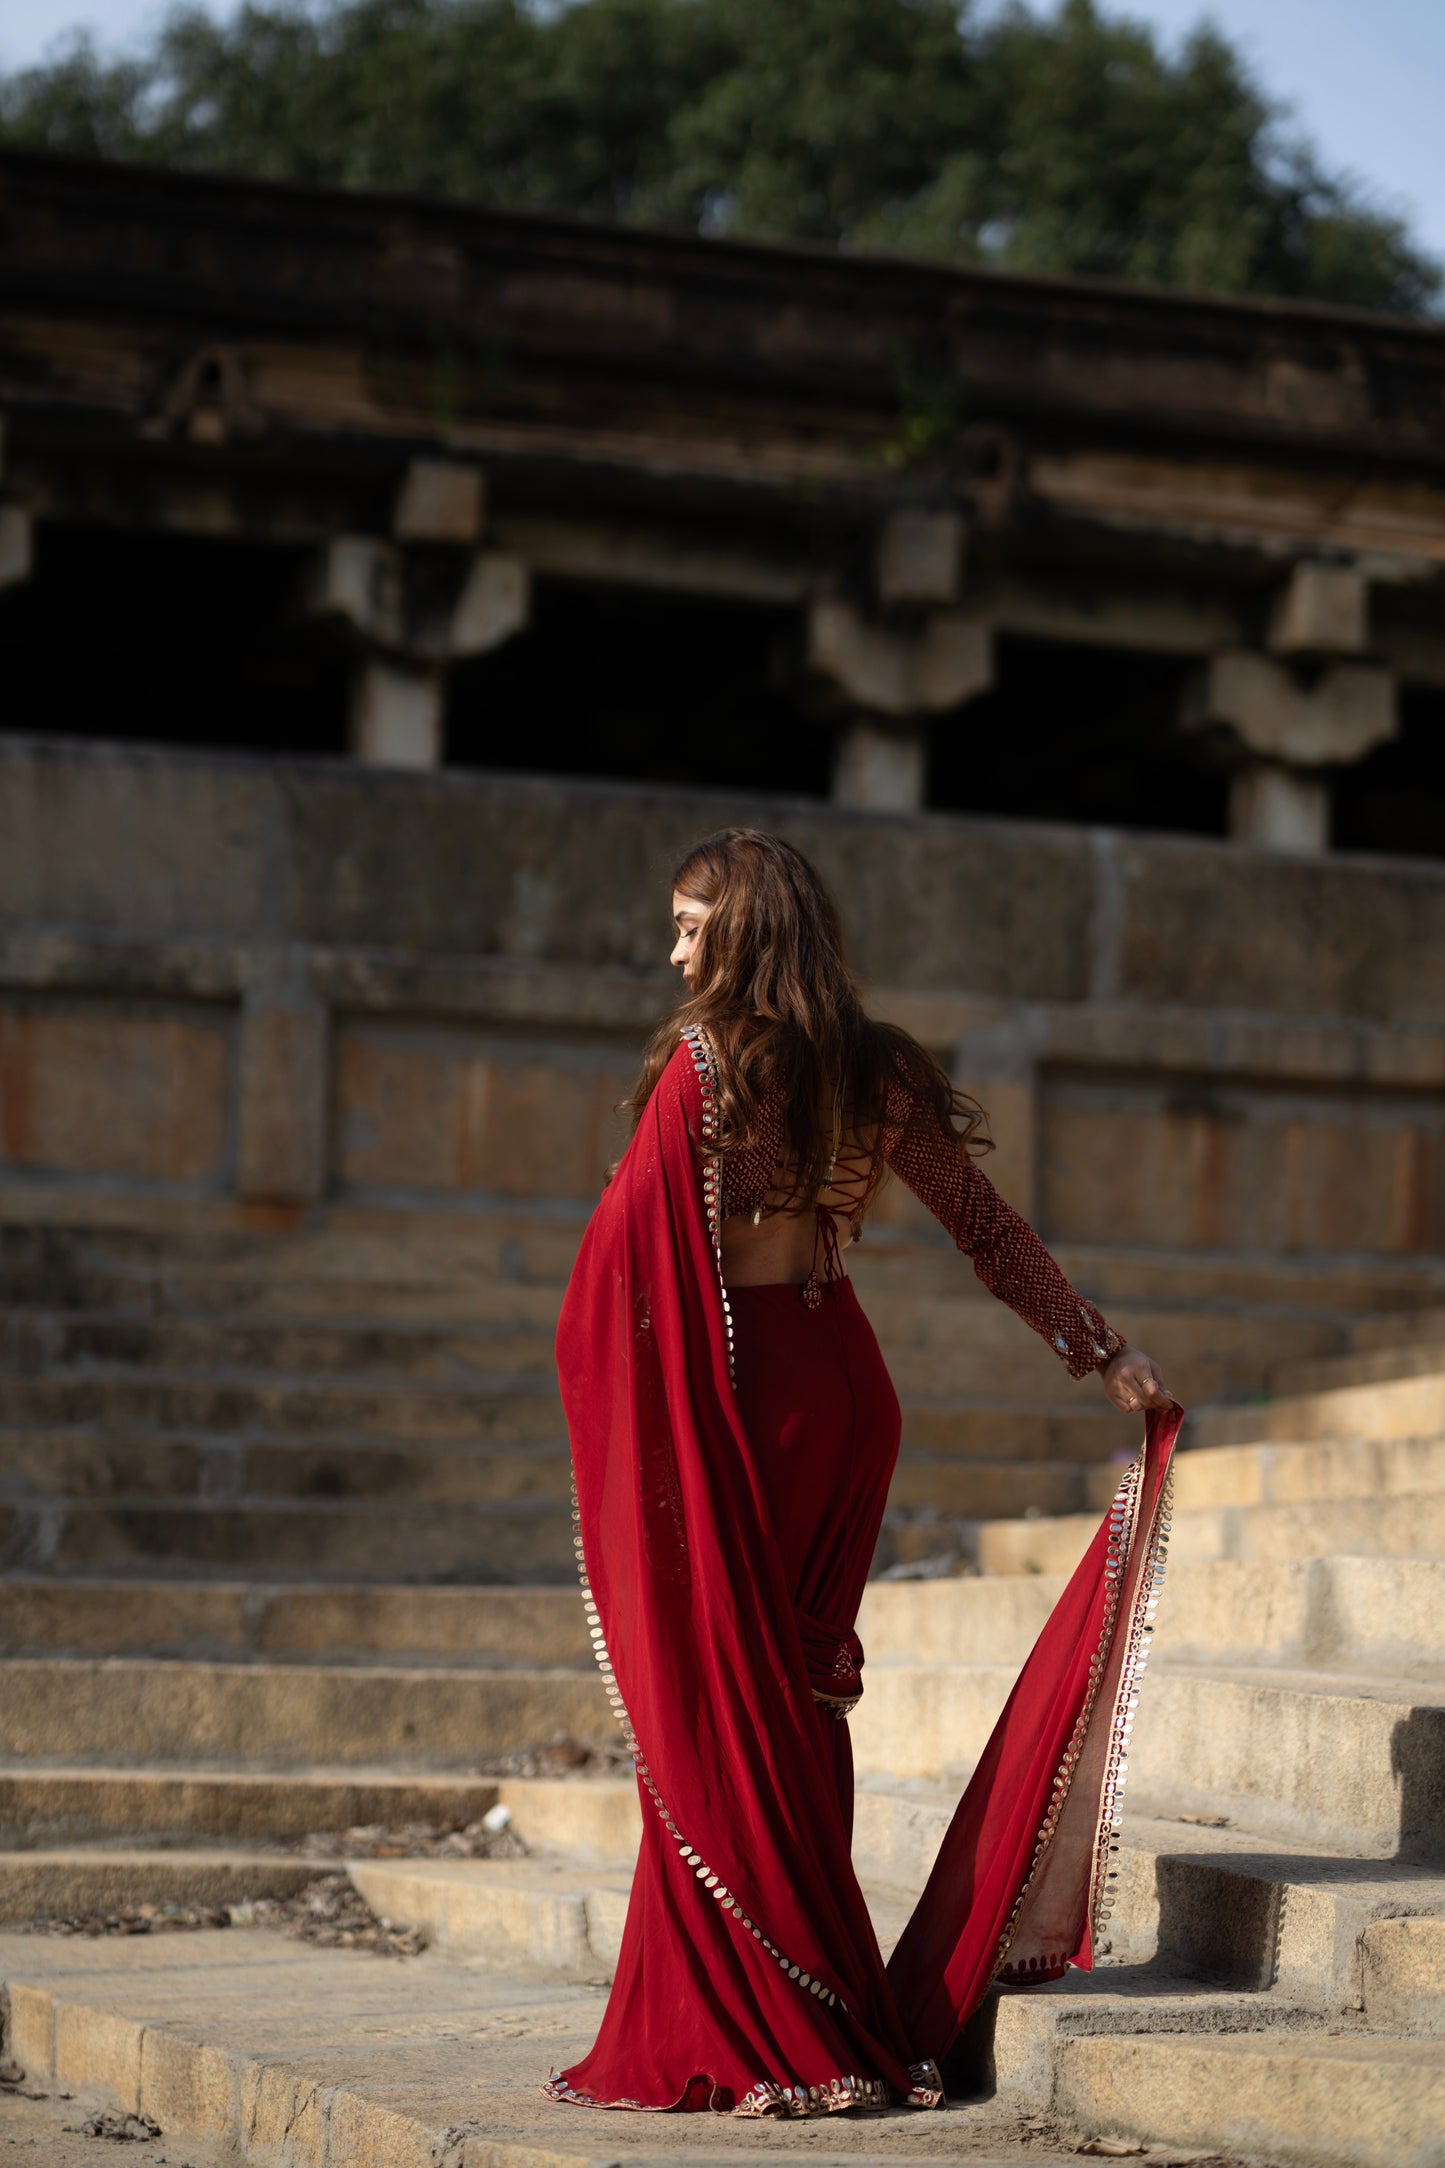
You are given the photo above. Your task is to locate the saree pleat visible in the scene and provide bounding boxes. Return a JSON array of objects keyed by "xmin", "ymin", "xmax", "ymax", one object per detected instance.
[{"xmin": 546, "ymin": 1037, "xmax": 1180, "ymax": 2114}]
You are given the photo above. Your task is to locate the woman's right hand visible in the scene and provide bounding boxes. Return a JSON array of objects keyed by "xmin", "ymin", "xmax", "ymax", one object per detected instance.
[{"xmin": 1100, "ymin": 1344, "xmax": 1174, "ymax": 1414}]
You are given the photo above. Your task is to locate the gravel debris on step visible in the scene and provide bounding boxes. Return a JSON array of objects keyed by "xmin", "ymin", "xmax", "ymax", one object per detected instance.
[{"xmin": 17, "ymin": 1872, "xmax": 424, "ymax": 1957}]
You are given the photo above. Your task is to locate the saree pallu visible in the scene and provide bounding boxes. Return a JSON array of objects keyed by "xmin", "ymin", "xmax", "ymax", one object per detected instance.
[{"xmin": 545, "ymin": 1034, "xmax": 1181, "ymax": 2116}]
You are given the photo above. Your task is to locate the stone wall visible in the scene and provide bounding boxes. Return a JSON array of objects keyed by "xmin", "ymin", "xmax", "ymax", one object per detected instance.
[{"xmin": 0, "ymin": 735, "xmax": 1442, "ymax": 1255}]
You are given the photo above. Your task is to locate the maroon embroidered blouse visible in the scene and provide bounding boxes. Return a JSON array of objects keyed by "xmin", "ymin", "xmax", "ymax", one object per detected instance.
[{"xmin": 719, "ymin": 1059, "xmax": 1123, "ymax": 1382}]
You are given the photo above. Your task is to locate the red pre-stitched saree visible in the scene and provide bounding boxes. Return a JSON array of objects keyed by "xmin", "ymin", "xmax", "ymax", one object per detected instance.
[{"xmin": 545, "ymin": 1027, "xmax": 1180, "ymax": 2116}]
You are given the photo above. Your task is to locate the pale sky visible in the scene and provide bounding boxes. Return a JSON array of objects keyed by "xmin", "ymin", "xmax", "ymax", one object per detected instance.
[{"xmin": 1, "ymin": 0, "xmax": 1441, "ymax": 263}]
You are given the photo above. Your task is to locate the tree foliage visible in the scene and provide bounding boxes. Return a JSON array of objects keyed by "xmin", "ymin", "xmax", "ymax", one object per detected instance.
[{"xmin": 2, "ymin": 0, "xmax": 1436, "ymax": 313}]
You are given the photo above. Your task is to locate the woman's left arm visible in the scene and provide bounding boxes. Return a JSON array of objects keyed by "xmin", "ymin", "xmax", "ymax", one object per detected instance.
[{"xmin": 883, "ymin": 1097, "xmax": 1174, "ymax": 1408}]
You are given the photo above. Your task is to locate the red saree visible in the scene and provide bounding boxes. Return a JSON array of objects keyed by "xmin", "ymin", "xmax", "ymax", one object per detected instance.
[{"xmin": 545, "ymin": 1031, "xmax": 1180, "ymax": 2116}]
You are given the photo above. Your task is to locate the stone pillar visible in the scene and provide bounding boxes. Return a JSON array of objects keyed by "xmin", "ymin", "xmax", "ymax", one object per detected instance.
[
  {"xmin": 394, "ymin": 458, "xmax": 486, "ymax": 546},
  {"xmin": 833, "ymin": 720, "xmax": 927, "ymax": 813},
  {"xmin": 349, "ymin": 659, "xmax": 445, "ymax": 769},
  {"xmin": 1269, "ymin": 562, "xmax": 1368, "ymax": 657},
  {"xmin": 0, "ymin": 505, "xmax": 33, "ymax": 591},
  {"xmin": 875, "ymin": 509, "xmax": 965, "ymax": 611},
  {"xmin": 806, "ymin": 600, "xmax": 993, "ymax": 815},
  {"xmin": 235, "ymin": 986, "xmax": 329, "ymax": 1211},
  {"xmin": 1229, "ymin": 765, "xmax": 1330, "ymax": 853}
]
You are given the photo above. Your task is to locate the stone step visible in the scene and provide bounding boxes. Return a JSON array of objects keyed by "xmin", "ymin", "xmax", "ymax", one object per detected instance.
[
  {"xmin": 0, "ymin": 1764, "xmax": 505, "ymax": 1847},
  {"xmin": 1072, "ymin": 1425, "xmax": 1445, "ymax": 1515},
  {"xmin": 1192, "ymin": 1369, "xmax": 1445, "ymax": 1451},
  {"xmin": 0, "ymin": 1385, "xmax": 1134, "ymax": 1483},
  {"xmin": 1354, "ymin": 1304, "xmax": 1445, "ymax": 1352},
  {"xmin": 0, "ymin": 1656, "xmax": 609, "ymax": 1767},
  {"xmin": 897, "ymin": 1404, "xmax": 1123, "ymax": 1462},
  {"xmin": 425, "ymin": 1772, "xmax": 1445, "ymax": 2033},
  {"xmin": 0, "ymin": 1929, "xmax": 1080, "ymax": 2165},
  {"xmin": 0, "ymin": 1577, "xmax": 593, "ymax": 1662},
  {"xmin": 0, "ymin": 1429, "xmax": 1103, "ymax": 1522},
  {"xmin": 4, "ymin": 1496, "xmax": 579, "ymax": 1578},
  {"xmin": 852, "ymin": 1235, "xmax": 1445, "ymax": 1317},
  {"xmin": 871, "ymin": 1293, "xmax": 1345, "ymax": 1406},
  {"xmin": 349, "ymin": 1853, "xmax": 634, "ymax": 1973},
  {"xmin": 0, "ymin": 1370, "xmax": 564, "ymax": 1441},
  {"xmin": 1, "ymin": 1311, "xmax": 560, "ymax": 1379},
  {"xmin": 977, "ymin": 1488, "xmax": 1445, "ymax": 1577},
  {"xmin": 860, "ymin": 1556, "xmax": 1445, "ymax": 1679},
  {"xmin": 0, "ymin": 1765, "xmax": 642, "ymax": 1862},
  {"xmin": 9, "ymin": 1645, "xmax": 1440, "ymax": 1862},
  {"xmin": 1109, "ymin": 1829, "xmax": 1445, "ymax": 2035},
  {"xmin": 1271, "ymin": 1343, "xmax": 1445, "ymax": 1395},
  {"xmin": 8, "ymin": 1908, "xmax": 1433, "ymax": 2168},
  {"xmin": 338, "ymin": 1855, "xmax": 1445, "ymax": 2166},
  {"xmin": 9, "ymin": 1555, "xmax": 1439, "ymax": 1681},
  {"xmin": 0, "ymin": 1847, "xmax": 322, "ymax": 1923},
  {"xmin": 13, "ymin": 1202, "xmax": 1445, "ymax": 1314},
  {"xmin": 1166, "ymin": 1429, "xmax": 1445, "ymax": 1512},
  {"xmin": 850, "ymin": 1789, "xmax": 1445, "ymax": 2022},
  {"xmin": 320, "ymin": 1776, "xmax": 1445, "ymax": 2035},
  {"xmin": 1360, "ymin": 1916, "xmax": 1445, "ymax": 2036},
  {"xmin": 851, "ymin": 1662, "xmax": 1445, "ymax": 1858},
  {"xmin": 0, "ymin": 1211, "xmax": 585, "ymax": 1288},
  {"xmin": 1035, "ymin": 2022, "xmax": 1444, "ymax": 2167},
  {"xmin": 0, "ymin": 1429, "xmax": 576, "ymax": 1504}
]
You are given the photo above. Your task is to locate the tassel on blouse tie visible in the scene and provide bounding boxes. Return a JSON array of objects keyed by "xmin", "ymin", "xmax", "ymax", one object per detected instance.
[{"xmin": 801, "ymin": 1203, "xmax": 849, "ymax": 1309}]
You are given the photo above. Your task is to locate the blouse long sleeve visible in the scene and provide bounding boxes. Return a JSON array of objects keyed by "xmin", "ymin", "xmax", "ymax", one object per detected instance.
[{"xmin": 882, "ymin": 1081, "xmax": 1123, "ymax": 1380}]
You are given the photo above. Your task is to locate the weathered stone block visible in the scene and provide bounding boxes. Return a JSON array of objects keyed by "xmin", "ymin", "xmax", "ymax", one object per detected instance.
[
  {"xmin": 54, "ymin": 2000, "xmax": 141, "ymax": 2106},
  {"xmin": 335, "ymin": 1023, "xmax": 630, "ymax": 1199},
  {"xmin": 0, "ymin": 739, "xmax": 271, "ymax": 936},
  {"xmin": 1037, "ymin": 1072, "xmax": 1444, "ymax": 1255},
  {"xmin": 1269, "ymin": 560, "xmax": 1369, "ymax": 656},
  {"xmin": 236, "ymin": 992, "xmax": 327, "ymax": 1205},
  {"xmin": 393, "ymin": 457, "xmax": 486, "ymax": 544},
  {"xmin": 4, "ymin": 1980, "xmax": 54, "ymax": 2075},
  {"xmin": 240, "ymin": 2056, "xmax": 333, "ymax": 2168},
  {"xmin": 1110, "ymin": 833, "xmax": 1445, "ymax": 1022},
  {"xmin": 1361, "ymin": 1917, "xmax": 1445, "ymax": 2034},
  {"xmin": 0, "ymin": 1001, "xmax": 231, "ymax": 1187},
  {"xmin": 876, "ymin": 507, "xmax": 964, "ymax": 609},
  {"xmin": 140, "ymin": 2028, "xmax": 244, "ymax": 2137}
]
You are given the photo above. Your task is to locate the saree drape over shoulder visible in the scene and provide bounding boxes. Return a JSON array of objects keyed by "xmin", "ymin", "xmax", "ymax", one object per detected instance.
[{"xmin": 545, "ymin": 1031, "xmax": 1181, "ymax": 2117}]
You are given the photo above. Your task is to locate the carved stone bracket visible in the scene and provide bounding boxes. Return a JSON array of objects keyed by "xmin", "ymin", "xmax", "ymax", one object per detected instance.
[
  {"xmin": 145, "ymin": 344, "xmax": 265, "ymax": 445},
  {"xmin": 807, "ymin": 600, "xmax": 993, "ymax": 719},
  {"xmin": 1184, "ymin": 650, "xmax": 1396, "ymax": 768},
  {"xmin": 306, "ymin": 535, "xmax": 530, "ymax": 665}
]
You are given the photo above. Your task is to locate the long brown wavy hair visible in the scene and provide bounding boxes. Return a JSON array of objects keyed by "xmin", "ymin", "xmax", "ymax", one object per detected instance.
[{"xmin": 627, "ymin": 829, "xmax": 991, "ymax": 1206}]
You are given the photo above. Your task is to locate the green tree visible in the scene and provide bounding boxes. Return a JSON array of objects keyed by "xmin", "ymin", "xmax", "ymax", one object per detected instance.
[{"xmin": 1, "ymin": 0, "xmax": 1436, "ymax": 314}]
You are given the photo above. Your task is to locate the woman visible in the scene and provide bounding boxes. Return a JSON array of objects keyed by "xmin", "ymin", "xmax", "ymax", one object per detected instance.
[{"xmin": 544, "ymin": 829, "xmax": 1180, "ymax": 2118}]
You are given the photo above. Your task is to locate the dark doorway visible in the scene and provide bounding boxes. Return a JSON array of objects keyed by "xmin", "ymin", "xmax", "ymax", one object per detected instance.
[
  {"xmin": 446, "ymin": 578, "xmax": 829, "ymax": 796},
  {"xmin": 1333, "ymin": 683, "xmax": 1445, "ymax": 860},
  {"xmin": 0, "ymin": 523, "xmax": 350, "ymax": 755},
  {"xmin": 927, "ymin": 637, "xmax": 1229, "ymax": 837}
]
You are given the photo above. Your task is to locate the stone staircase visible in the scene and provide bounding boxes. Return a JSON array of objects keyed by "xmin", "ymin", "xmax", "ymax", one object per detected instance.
[
  {"xmin": 4, "ymin": 1210, "xmax": 1445, "ymax": 1579},
  {"xmin": 2, "ymin": 1211, "xmax": 1444, "ymax": 2164}
]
